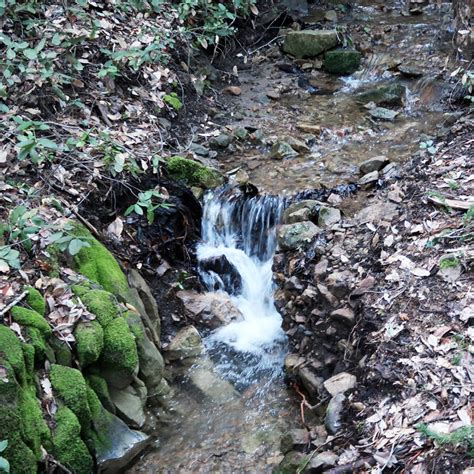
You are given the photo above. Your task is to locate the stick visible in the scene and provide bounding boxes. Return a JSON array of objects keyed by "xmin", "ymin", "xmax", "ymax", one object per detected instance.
[{"xmin": 0, "ymin": 291, "xmax": 28, "ymax": 317}]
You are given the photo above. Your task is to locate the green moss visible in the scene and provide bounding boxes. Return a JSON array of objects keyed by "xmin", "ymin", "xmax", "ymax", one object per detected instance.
[
  {"xmin": 49, "ymin": 338, "xmax": 73, "ymax": 367},
  {"xmin": 11, "ymin": 307, "xmax": 51, "ymax": 335},
  {"xmin": 70, "ymin": 224, "xmax": 129, "ymax": 295},
  {"xmin": 101, "ymin": 317, "xmax": 138, "ymax": 379},
  {"xmin": 22, "ymin": 344, "xmax": 35, "ymax": 377},
  {"xmin": 75, "ymin": 321, "xmax": 104, "ymax": 367},
  {"xmin": 19, "ymin": 386, "xmax": 51, "ymax": 459},
  {"xmin": 25, "ymin": 286, "xmax": 46, "ymax": 316},
  {"xmin": 74, "ymin": 288, "xmax": 119, "ymax": 328},
  {"xmin": 52, "ymin": 406, "xmax": 93, "ymax": 474},
  {"xmin": 86, "ymin": 375, "xmax": 115, "ymax": 414},
  {"xmin": 123, "ymin": 311, "xmax": 145, "ymax": 340},
  {"xmin": 439, "ymin": 256, "xmax": 460, "ymax": 269},
  {"xmin": 26, "ymin": 327, "xmax": 47, "ymax": 362},
  {"xmin": 166, "ymin": 156, "xmax": 224, "ymax": 189},
  {"xmin": 0, "ymin": 360, "xmax": 20, "ymax": 405},
  {"xmin": 0, "ymin": 406, "xmax": 37, "ymax": 474},
  {"xmin": 323, "ymin": 49, "xmax": 361, "ymax": 75},
  {"xmin": 50, "ymin": 364, "xmax": 91, "ymax": 433},
  {"xmin": 0, "ymin": 325, "xmax": 26, "ymax": 385}
]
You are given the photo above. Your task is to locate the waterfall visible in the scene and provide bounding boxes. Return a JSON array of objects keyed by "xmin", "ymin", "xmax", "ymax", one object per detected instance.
[{"xmin": 197, "ymin": 188, "xmax": 287, "ymax": 385}]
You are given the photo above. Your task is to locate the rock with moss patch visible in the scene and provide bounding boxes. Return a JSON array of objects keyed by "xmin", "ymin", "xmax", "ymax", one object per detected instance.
[
  {"xmin": 75, "ymin": 320, "xmax": 104, "ymax": 367},
  {"xmin": 324, "ymin": 49, "xmax": 361, "ymax": 75},
  {"xmin": 49, "ymin": 338, "xmax": 73, "ymax": 367},
  {"xmin": 356, "ymin": 83, "xmax": 406, "ymax": 106},
  {"xmin": 11, "ymin": 306, "xmax": 51, "ymax": 335},
  {"xmin": 0, "ymin": 325, "xmax": 27, "ymax": 385},
  {"xmin": 50, "ymin": 364, "xmax": 92, "ymax": 432},
  {"xmin": 75, "ymin": 288, "xmax": 120, "ymax": 328},
  {"xmin": 283, "ymin": 200, "xmax": 324, "ymax": 224},
  {"xmin": 87, "ymin": 374, "xmax": 116, "ymax": 414},
  {"xmin": 71, "ymin": 224, "xmax": 129, "ymax": 296},
  {"xmin": 25, "ymin": 286, "xmax": 46, "ymax": 316},
  {"xmin": 269, "ymin": 141, "xmax": 298, "ymax": 160},
  {"xmin": 26, "ymin": 327, "xmax": 54, "ymax": 363},
  {"xmin": 283, "ymin": 30, "xmax": 339, "ymax": 58},
  {"xmin": 277, "ymin": 221, "xmax": 321, "ymax": 250},
  {"xmin": 165, "ymin": 326, "xmax": 203, "ymax": 361},
  {"xmin": 101, "ymin": 317, "xmax": 139, "ymax": 389},
  {"xmin": 166, "ymin": 156, "xmax": 224, "ymax": 189},
  {"xmin": 109, "ymin": 385, "xmax": 146, "ymax": 429},
  {"xmin": 52, "ymin": 406, "xmax": 93, "ymax": 474}
]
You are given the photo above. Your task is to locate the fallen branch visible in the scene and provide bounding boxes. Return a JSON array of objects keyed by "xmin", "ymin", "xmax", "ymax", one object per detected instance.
[
  {"xmin": 428, "ymin": 195, "xmax": 474, "ymax": 211},
  {"xmin": 0, "ymin": 290, "xmax": 28, "ymax": 318}
]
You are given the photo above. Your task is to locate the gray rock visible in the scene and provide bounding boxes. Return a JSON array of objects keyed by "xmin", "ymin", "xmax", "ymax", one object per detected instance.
[
  {"xmin": 359, "ymin": 156, "xmax": 389, "ymax": 174},
  {"xmin": 359, "ymin": 170, "xmax": 380, "ymax": 186},
  {"xmin": 279, "ymin": 451, "xmax": 310, "ymax": 471},
  {"xmin": 298, "ymin": 366, "xmax": 323, "ymax": 398},
  {"xmin": 189, "ymin": 143, "xmax": 210, "ymax": 156},
  {"xmin": 283, "ymin": 199, "xmax": 323, "ymax": 224},
  {"xmin": 310, "ymin": 451, "xmax": 339, "ymax": 469},
  {"xmin": 285, "ymin": 136, "xmax": 310, "ymax": 153},
  {"xmin": 210, "ymin": 133, "xmax": 232, "ymax": 148},
  {"xmin": 317, "ymin": 284, "xmax": 337, "ymax": 305},
  {"xmin": 381, "ymin": 162, "xmax": 401, "ymax": 179},
  {"xmin": 165, "ymin": 326, "xmax": 204, "ymax": 361},
  {"xmin": 398, "ymin": 64, "xmax": 424, "ymax": 78},
  {"xmin": 110, "ymin": 385, "xmax": 146, "ymax": 429},
  {"xmin": 283, "ymin": 30, "xmax": 339, "ymax": 59},
  {"xmin": 95, "ymin": 408, "xmax": 151, "ymax": 473},
  {"xmin": 355, "ymin": 201, "xmax": 399, "ymax": 225},
  {"xmin": 324, "ymin": 10, "xmax": 337, "ymax": 21},
  {"xmin": 369, "ymin": 107, "xmax": 399, "ymax": 121},
  {"xmin": 330, "ymin": 307, "xmax": 355, "ymax": 325},
  {"xmin": 280, "ymin": 0, "xmax": 308, "ymax": 14},
  {"xmin": 269, "ymin": 141, "xmax": 298, "ymax": 159},
  {"xmin": 176, "ymin": 290, "xmax": 243, "ymax": 328},
  {"xmin": 325, "ymin": 393, "xmax": 346, "ymax": 434},
  {"xmin": 356, "ymin": 83, "xmax": 406, "ymax": 106},
  {"xmin": 318, "ymin": 206, "xmax": 341, "ymax": 228},
  {"xmin": 277, "ymin": 221, "xmax": 321, "ymax": 250},
  {"xmin": 324, "ymin": 49, "xmax": 361, "ymax": 75},
  {"xmin": 323, "ymin": 372, "xmax": 357, "ymax": 396},
  {"xmin": 280, "ymin": 429, "xmax": 310, "ymax": 454}
]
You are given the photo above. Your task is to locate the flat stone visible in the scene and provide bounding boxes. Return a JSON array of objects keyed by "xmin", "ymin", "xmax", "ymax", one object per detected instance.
[
  {"xmin": 359, "ymin": 170, "xmax": 380, "ymax": 186},
  {"xmin": 269, "ymin": 141, "xmax": 298, "ymax": 159},
  {"xmin": 283, "ymin": 199, "xmax": 323, "ymax": 224},
  {"xmin": 285, "ymin": 136, "xmax": 310, "ymax": 153},
  {"xmin": 277, "ymin": 221, "xmax": 321, "ymax": 250},
  {"xmin": 324, "ymin": 49, "xmax": 361, "ymax": 75},
  {"xmin": 318, "ymin": 206, "xmax": 341, "ymax": 228},
  {"xmin": 165, "ymin": 326, "xmax": 203, "ymax": 361},
  {"xmin": 330, "ymin": 308, "xmax": 355, "ymax": 325},
  {"xmin": 280, "ymin": 429, "xmax": 310, "ymax": 454},
  {"xmin": 369, "ymin": 107, "xmax": 399, "ymax": 121},
  {"xmin": 323, "ymin": 372, "xmax": 357, "ymax": 396},
  {"xmin": 110, "ymin": 385, "xmax": 146, "ymax": 429},
  {"xmin": 356, "ymin": 83, "xmax": 406, "ymax": 106},
  {"xmin": 283, "ymin": 30, "xmax": 339, "ymax": 59},
  {"xmin": 298, "ymin": 366, "xmax": 323, "ymax": 398},
  {"xmin": 355, "ymin": 201, "xmax": 399, "ymax": 225},
  {"xmin": 359, "ymin": 156, "xmax": 389, "ymax": 174},
  {"xmin": 189, "ymin": 143, "xmax": 210, "ymax": 156},
  {"xmin": 325, "ymin": 393, "xmax": 346, "ymax": 434}
]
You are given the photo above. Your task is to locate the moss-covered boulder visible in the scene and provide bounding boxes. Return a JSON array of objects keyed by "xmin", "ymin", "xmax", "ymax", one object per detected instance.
[
  {"xmin": 87, "ymin": 374, "xmax": 115, "ymax": 414},
  {"xmin": 74, "ymin": 287, "xmax": 120, "ymax": 328},
  {"xmin": 324, "ymin": 49, "xmax": 361, "ymax": 75},
  {"xmin": 52, "ymin": 406, "xmax": 93, "ymax": 474},
  {"xmin": 75, "ymin": 321, "xmax": 104, "ymax": 367},
  {"xmin": 49, "ymin": 338, "xmax": 73, "ymax": 367},
  {"xmin": 283, "ymin": 30, "xmax": 339, "ymax": 58},
  {"xmin": 50, "ymin": 364, "xmax": 92, "ymax": 433},
  {"xmin": 71, "ymin": 224, "xmax": 129, "ymax": 296},
  {"xmin": 25, "ymin": 286, "xmax": 46, "ymax": 316},
  {"xmin": 356, "ymin": 83, "xmax": 406, "ymax": 106},
  {"xmin": 0, "ymin": 325, "xmax": 27, "ymax": 385},
  {"xmin": 166, "ymin": 156, "xmax": 224, "ymax": 189},
  {"xmin": 100, "ymin": 318, "xmax": 139, "ymax": 389},
  {"xmin": 11, "ymin": 306, "xmax": 51, "ymax": 335}
]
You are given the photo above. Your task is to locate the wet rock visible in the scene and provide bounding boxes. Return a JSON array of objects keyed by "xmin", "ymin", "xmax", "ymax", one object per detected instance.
[
  {"xmin": 325, "ymin": 393, "xmax": 346, "ymax": 434},
  {"xmin": 234, "ymin": 169, "xmax": 250, "ymax": 185},
  {"xmin": 165, "ymin": 326, "xmax": 203, "ymax": 361},
  {"xmin": 324, "ymin": 49, "xmax": 361, "ymax": 75},
  {"xmin": 330, "ymin": 307, "xmax": 355, "ymax": 326},
  {"xmin": 359, "ymin": 156, "xmax": 389, "ymax": 174},
  {"xmin": 280, "ymin": 429, "xmax": 310, "ymax": 454},
  {"xmin": 284, "ymin": 353, "xmax": 305, "ymax": 373},
  {"xmin": 298, "ymin": 366, "xmax": 323, "ymax": 398},
  {"xmin": 283, "ymin": 30, "xmax": 339, "ymax": 59},
  {"xmin": 318, "ymin": 206, "xmax": 341, "ymax": 228},
  {"xmin": 189, "ymin": 142, "xmax": 210, "ymax": 156},
  {"xmin": 176, "ymin": 290, "xmax": 243, "ymax": 328},
  {"xmin": 110, "ymin": 385, "xmax": 146, "ymax": 429},
  {"xmin": 285, "ymin": 136, "xmax": 310, "ymax": 153},
  {"xmin": 398, "ymin": 63, "xmax": 424, "ymax": 78},
  {"xmin": 369, "ymin": 107, "xmax": 399, "ymax": 121},
  {"xmin": 323, "ymin": 372, "xmax": 357, "ymax": 396},
  {"xmin": 209, "ymin": 133, "xmax": 233, "ymax": 148},
  {"xmin": 199, "ymin": 254, "xmax": 242, "ymax": 294},
  {"xmin": 283, "ymin": 199, "xmax": 323, "ymax": 224},
  {"xmin": 277, "ymin": 221, "xmax": 321, "ymax": 250},
  {"xmin": 381, "ymin": 162, "xmax": 401, "ymax": 179},
  {"xmin": 359, "ymin": 170, "xmax": 380, "ymax": 187},
  {"xmin": 96, "ymin": 410, "xmax": 151, "ymax": 473},
  {"xmin": 355, "ymin": 201, "xmax": 399, "ymax": 225},
  {"xmin": 269, "ymin": 141, "xmax": 298, "ymax": 160},
  {"xmin": 310, "ymin": 451, "xmax": 339, "ymax": 469},
  {"xmin": 356, "ymin": 83, "xmax": 406, "ymax": 106}
]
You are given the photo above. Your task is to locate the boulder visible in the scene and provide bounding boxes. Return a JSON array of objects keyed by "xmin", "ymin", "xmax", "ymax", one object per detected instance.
[
  {"xmin": 165, "ymin": 326, "xmax": 204, "ymax": 361},
  {"xmin": 325, "ymin": 393, "xmax": 346, "ymax": 434},
  {"xmin": 283, "ymin": 199, "xmax": 323, "ymax": 224},
  {"xmin": 318, "ymin": 206, "xmax": 341, "ymax": 228},
  {"xmin": 199, "ymin": 255, "xmax": 242, "ymax": 294},
  {"xmin": 298, "ymin": 366, "xmax": 323, "ymax": 398},
  {"xmin": 109, "ymin": 385, "xmax": 146, "ymax": 429},
  {"xmin": 283, "ymin": 30, "xmax": 339, "ymax": 59},
  {"xmin": 359, "ymin": 170, "xmax": 380, "ymax": 186},
  {"xmin": 323, "ymin": 372, "xmax": 357, "ymax": 396},
  {"xmin": 166, "ymin": 156, "xmax": 224, "ymax": 189},
  {"xmin": 324, "ymin": 49, "xmax": 361, "ymax": 75},
  {"xmin": 369, "ymin": 107, "xmax": 399, "ymax": 121},
  {"xmin": 189, "ymin": 361, "xmax": 238, "ymax": 403},
  {"xmin": 356, "ymin": 83, "xmax": 406, "ymax": 106},
  {"xmin": 277, "ymin": 221, "xmax": 321, "ymax": 250},
  {"xmin": 269, "ymin": 141, "xmax": 298, "ymax": 160},
  {"xmin": 176, "ymin": 290, "xmax": 243, "ymax": 328},
  {"xmin": 359, "ymin": 156, "xmax": 389, "ymax": 174}
]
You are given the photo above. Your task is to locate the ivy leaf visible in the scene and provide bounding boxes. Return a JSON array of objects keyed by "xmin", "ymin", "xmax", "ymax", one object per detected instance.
[{"xmin": 23, "ymin": 49, "xmax": 37, "ymax": 60}]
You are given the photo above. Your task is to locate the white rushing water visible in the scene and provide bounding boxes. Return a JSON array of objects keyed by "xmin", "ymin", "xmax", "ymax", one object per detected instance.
[{"xmin": 197, "ymin": 188, "xmax": 287, "ymax": 381}]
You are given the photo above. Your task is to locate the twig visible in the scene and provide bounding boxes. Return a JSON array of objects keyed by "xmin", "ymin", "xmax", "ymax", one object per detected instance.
[
  {"xmin": 0, "ymin": 291, "xmax": 28, "ymax": 317},
  {"xmin": 293, "ymin": 382, "xmax": 311, "ymax": 428}
]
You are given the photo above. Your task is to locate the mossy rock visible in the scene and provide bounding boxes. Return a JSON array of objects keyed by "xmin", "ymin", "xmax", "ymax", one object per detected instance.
[
  {"xmin": 166, "ymin": 156, "xmax": 224, "ymax": 189},
  {"xmin": 87, "ymin": 374, "xmax": 115, "ymax": 414},
  {"xmin": 0, "ymin": 360, "xmax": 20, "ymax": 405},
  {"xmin": 75, "ymin": 320, "xmax": 104, "ymax": 367},
  {"xmin": 19, "ymin": 386, "xmax": 51, "ymax": 458},
  {"xmin": 25, "ymin": 327, "xmax": 55, "ymax": 364},
  {"xmin": 25, "ymin": 286, "xmax": 46, "ymax": 316},
  {"xmin": 74, "ymin": 288, "xmax": 120, "ymax": 328},
  {"xmin": 0, "ymin": 406, "xmax": 37, "ymax": 474},
  {"xmin": 22, "ymin": 343, "xmax": 35, "ymax": 377},
  {"xmin": 11, "ymin": 306, "xmax": 51, "ymax": 335},
  {"xmin": 49, "ymin": 338, "xmax": 73, "ymax": 367},
  {"xmin": 0, "ymin": 325, "xmax": 26, "ymax": 385},
  {"xmin": 52, "ymin": 406, "xmax": 94, "ymax": 474},
  {"xmin": 101, "ymin": 318, "xmax": 139, "ymax": 389},
  {"xmin": 70, "ymin": 224, "xmax": 129, "ymax": 296},
  {"xmin": 50, "ymin": 364, "xmax": 91, "ymax": 433},
  {"xmin": 324, "ymin": 49, "xmax": 361, "ymax": 75}
]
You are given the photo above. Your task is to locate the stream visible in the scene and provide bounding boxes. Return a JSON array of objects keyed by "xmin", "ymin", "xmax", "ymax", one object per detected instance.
[{"xmin": 130, "ymin": 1, "xmax": 454, "ymax": 472}]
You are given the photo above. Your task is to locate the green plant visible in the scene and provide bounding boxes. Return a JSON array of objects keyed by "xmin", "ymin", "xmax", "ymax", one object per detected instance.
[
  {"xmin": 420, "ymin": 139, "xmax": 437, "ymax": 155},
  {"xmin": 124, "ymin": 190, "xmax": 171, "ymax": 224},
  {"xmin": 448, "ymin": 180, "xmax": 460, "ymax": 191},
  {"xmin": 163, "ymin": 92, "xmax": 182, "ymax": 111},
  {"xmin": 451, "ymin": 67, "xmax": 474, "ymax": 102},
  {"xmin": 0, "ymin": 246, "xmax": 21, "ymax": 273},
  {"xmin": 417, "ymin": 424, "xmax": 474, "ymax": 456},
  {"xmin": 464, "ymin": 205, "xmax": 474, "ymax": 224},
  {"xmin": 439, "ymin": 256, "xmax": 460, "ymax": 269},
  {"xmin": 176, "ymin": 270, "xmax": 190, "ymax": 290},
  {"xmin": 451, "ymin": 353, "xmax": 462, "ymax": 366},
  {"xmin": 0, "ymin": 440, "xmax": 9, "ymax": 473}
]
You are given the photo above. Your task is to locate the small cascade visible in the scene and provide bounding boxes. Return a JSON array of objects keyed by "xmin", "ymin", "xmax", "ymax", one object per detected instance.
[{"xmin": 197, "ymin": 187, "xmax": 288, "ymax": 386}]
